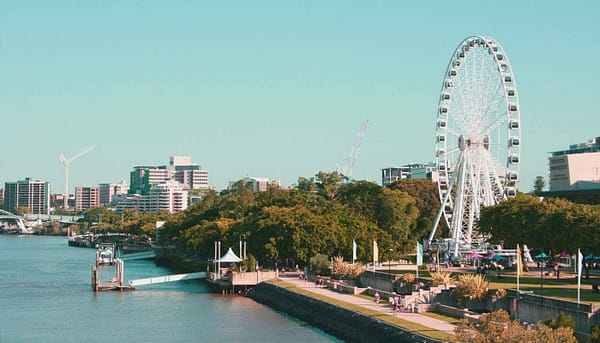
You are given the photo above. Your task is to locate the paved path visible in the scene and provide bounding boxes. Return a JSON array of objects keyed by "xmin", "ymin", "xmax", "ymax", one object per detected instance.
[{"xmin": 279, "ymin": 275, "xmax": 457, "ymax": 335}]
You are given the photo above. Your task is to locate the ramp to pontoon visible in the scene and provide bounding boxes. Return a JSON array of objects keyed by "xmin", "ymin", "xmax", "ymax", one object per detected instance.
[
  {"xmin": 120, "ymin": 251, "xmax": 156, "ymax": 260},
  {"xmin": 128, "ymin": 272, "xmax": 206, "ymax": 287}
]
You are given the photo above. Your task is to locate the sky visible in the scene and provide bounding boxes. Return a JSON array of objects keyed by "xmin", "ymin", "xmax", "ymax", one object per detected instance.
[{"xmin": 1, "ymin": 0, "xmax": 599, "ymax": 193}]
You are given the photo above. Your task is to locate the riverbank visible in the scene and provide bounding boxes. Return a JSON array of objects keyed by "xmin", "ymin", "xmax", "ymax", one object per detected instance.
[{"xmin": 248, "ymin": 279, "xmax": 449, "ymax": 343}]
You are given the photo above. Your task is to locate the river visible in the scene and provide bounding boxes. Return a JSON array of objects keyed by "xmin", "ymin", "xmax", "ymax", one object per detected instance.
[{"xmin": 0, "ymin": 236, "xmax": 341, "ymax": 343}]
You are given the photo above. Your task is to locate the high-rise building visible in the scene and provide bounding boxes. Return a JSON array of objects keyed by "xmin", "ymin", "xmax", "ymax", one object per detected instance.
[
  {"xmin": 75, "ymin": 186, "xmax": 100, "ymax": 212},
  {"xmin": 129, "ymin": 165, "xmax": 170, "ymax": 195},
  {"xmin": 128, "ymin": 156, "xmax": 209, "ymax": 195},
  {"xmin": 548, "ymin": 136, "xmax": 600, "ymax": 192},
  {"xmin": 115, "ymin": 180, "xmax": 187, "ymax": 214},
  {"xmin": 4, "ymin": 178, "xmax": 50, "ymax": 214},
  {"xmin": 148, "ymin": 180, "xmax": 188, "ymax": 213}
]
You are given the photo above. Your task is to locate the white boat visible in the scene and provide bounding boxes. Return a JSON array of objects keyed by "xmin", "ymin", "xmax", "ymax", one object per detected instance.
[{"xmin": 97, "ymin": 244, "xmax": 115, "ymax": 265}]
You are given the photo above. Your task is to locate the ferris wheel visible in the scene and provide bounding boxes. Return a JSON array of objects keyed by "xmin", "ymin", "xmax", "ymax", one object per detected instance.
[{"xmin": 428, "ymin": 36, "xmax": 521, "ymax": 256}]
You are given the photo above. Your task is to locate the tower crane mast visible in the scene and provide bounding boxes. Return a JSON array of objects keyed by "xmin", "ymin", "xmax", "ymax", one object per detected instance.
[
  {"xmin": 339, "ymin": 120, "xmax": 369, "ymax": 183},
  {"xmin": 59, "ymin": 146, "xmax": 94, "ymax": 209}
]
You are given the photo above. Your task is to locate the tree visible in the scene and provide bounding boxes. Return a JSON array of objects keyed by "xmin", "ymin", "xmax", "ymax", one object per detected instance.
[
  {"xmin": 296, "ymin": 176, "xmax": 317, "ymax": 193},
  {"xmin": 15, "ymin": 206, "xmax": 31, "ymax": 215},
  {"xmin": 310, "ymin": 253, "xmax": 331, "ymax": 275},
  {"xmin": 533, "ymin": 176, "xmax": 546, "ymax": 194},
  {"xmin": 315, "ymin": 171, "xmax": 342, "ymax": 198}
]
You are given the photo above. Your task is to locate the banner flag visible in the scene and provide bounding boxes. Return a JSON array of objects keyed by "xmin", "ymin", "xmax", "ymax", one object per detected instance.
[
  {"xmin": 578, "ymin": 248, "xmax": 583, "ymax": 306},
  {"xmin": 417, "ymin": 242, "xmax": 423, "ymax": 266},
  {"xmin": 373, "ymin": 240, "xmax": 379, "ymax": 263},
  {"xmin": 352, "ymin": 239, "xmax": 357, "ymax": 262}
]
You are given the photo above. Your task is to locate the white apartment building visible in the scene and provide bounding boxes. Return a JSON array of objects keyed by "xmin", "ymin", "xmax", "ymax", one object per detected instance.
[
  {"xmin": 115, "ymin": 180, "xmax": 187, "ymax": 214},
  {"xmin": 148, "ymin": 180, "xmax": 188, "ymax": 213},
  {"xmin": 129, "ymin": 156, "xmax": 209, "ymax": 195}
]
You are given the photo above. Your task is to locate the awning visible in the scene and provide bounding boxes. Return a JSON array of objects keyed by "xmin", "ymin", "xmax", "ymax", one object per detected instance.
[{"xmin": 215, "ymin": 247, "xmax": 243, "ymax": 263}]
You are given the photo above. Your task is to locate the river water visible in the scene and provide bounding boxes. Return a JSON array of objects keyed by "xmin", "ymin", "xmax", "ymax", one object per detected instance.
[{"xmin": 0, "ymin": 236, "xmax": 341, "ymax": 343}]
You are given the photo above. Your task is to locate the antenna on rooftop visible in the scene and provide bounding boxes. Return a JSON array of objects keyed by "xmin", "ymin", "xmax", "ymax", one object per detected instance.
[{"xmin": 59, "ymin": 146, "xmax": 94, "ymax": 209}]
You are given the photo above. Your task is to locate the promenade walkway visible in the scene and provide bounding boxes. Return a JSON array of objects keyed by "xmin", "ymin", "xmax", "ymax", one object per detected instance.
[{"xmin": 278, "ymin": 275, "xmax": 457, "ymax": 336}]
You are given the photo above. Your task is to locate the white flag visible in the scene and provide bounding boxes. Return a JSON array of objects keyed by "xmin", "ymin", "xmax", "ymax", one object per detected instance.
[
  {"xmin": 352, "ymin": 239, "xmax": 357, "ymax": 262},
  {"xmin": 373, "ymin": 240, "xmax": 379, "ymax": 263},
  {"xmin": 416, "ymin": 242, "xmax": 423, "ymax": 266}
]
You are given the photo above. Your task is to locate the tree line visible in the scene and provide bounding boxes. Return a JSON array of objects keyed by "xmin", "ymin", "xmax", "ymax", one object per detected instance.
[
  {"xmin": 479, "ymin": 193, "xmax": 600, "ymax": 254},
  {"xmin": 153, "ymin": 172, "xmax": 440, "ymax": 268}
]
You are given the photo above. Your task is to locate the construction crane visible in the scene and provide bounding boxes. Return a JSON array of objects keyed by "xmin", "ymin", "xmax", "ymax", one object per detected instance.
[
  {"xmin": 339, "ymin": 120, "xmax": 369, "ymax": 183},
  {"xmin": 59, "ymin": 146, "xmax": 94, "ymax": 209}
]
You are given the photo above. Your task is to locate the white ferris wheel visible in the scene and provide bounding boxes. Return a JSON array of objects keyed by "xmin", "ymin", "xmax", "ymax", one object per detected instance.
[{"xmin": 428, "ymin": 36, "xmax": 521, "ymax": 256}]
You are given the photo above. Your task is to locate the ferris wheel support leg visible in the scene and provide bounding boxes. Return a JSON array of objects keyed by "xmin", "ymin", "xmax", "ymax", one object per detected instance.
[{"xmin": 428, "ymin": 180, "xmax": 455, "ymax": 247}]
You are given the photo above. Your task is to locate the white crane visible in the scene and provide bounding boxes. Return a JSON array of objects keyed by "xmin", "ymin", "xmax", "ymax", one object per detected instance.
[
  {"xmin": 339, "ymin": 120, "xmax": 369, "ymax": 183},
  {"xmin": 59, "ymin": 146, "xmax": 94, "ymax": 209}
]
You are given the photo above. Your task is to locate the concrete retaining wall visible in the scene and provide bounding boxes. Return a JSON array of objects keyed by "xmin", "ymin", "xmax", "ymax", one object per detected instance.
[{"xmin": 248, "ymin": 282, "xmax": 441, "ymax": 343}]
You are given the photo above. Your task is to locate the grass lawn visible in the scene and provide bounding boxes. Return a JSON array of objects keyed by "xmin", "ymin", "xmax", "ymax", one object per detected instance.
[
  {"xmin": 268, "ymin": 279, "xmax": 454, "ymax": 342},
  {"xmin": 437, "ymin": 269, "xmax": 600, "ymax": 303},
  {"xmin": 421, "ymin": 311, "xmax": 463, "ymax": 326}
]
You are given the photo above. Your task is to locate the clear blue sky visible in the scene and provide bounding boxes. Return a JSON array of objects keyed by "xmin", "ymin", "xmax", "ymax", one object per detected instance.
[{"xmin": 1, "ymin": 1, "xmax": 599, "ymax": 192}]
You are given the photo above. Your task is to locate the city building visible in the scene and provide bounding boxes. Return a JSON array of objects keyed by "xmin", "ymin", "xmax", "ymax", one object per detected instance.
[
  {"xmin": 75, "ymin": 186, "xmax": 100, "ymax": 212},
  {"xmin": 228, "ymin": 177, "xmax": 280, "ymax": 193},
  {"xmin": 115, "ymin": 180, "xmax": 188, "ymax": 214},
  {"xmin": 4, "ymin": 178, "xmax": 51, "ymax": 214},
  {"xmin": 129, "ymin": 156, "xmax": 208, "ymax": 195},
  {"xmin": 98, "ymin": 181, "xmax": 129, "ymax": 205},
  {"xmin": 129, "ymin": 165, "xmax": 170, "ymax": 195},
  {"xmin": 148, "ymin": 180, "xmax": 188, "ymax": 213},
  {"xmin": 548, "ymin": 136, "xmax": 600, "ymax": 192},
  {"xmin": 170, "ymin": 156, "xmax": 209, "ymax": 191},
  {"xmin": 381, "ymin": 162, "xmax": 438, "ymax": 186}
]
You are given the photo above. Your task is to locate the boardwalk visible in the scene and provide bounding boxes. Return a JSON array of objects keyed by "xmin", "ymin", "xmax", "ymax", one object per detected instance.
[{"xmin": 278, "ymin": 275, "xmax": 457, "ymax": 336}]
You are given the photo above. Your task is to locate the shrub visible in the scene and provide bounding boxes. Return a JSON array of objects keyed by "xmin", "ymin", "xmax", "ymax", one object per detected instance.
[
  {"xmin": 430, "ymin": 271, "xmax": 454, "ymax": 286},
  {"xmin": 544, "ymin": 311, "xmax": 576, "ymax": 331},
  {"xmin": 455, "ymin": 273, "xmax": 488, "ymax": 301},
  {"xmin": 310, "ymin": 253, "xmax": 331, "ymax": 275},
  {"xmin": 402, "ymin": 273, "xmax": 416, "ymax": 284},
  {"xmin": 331, "ymin": 255, "xmax": 366, "ymax": 279},
  {"xmin": 591, "ymin": 325, "xmax": 600, "ymax": 343}
]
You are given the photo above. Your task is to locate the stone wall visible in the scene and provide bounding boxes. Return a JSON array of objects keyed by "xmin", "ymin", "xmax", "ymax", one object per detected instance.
[{"xmin": 248, "ymin": 282, "xmax": 441, "ymax": 343}]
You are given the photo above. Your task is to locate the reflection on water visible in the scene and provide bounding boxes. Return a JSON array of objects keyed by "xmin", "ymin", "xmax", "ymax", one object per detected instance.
[{"xmin": 0, "ymin": 236, "xmax": 341, "ymax": 343}]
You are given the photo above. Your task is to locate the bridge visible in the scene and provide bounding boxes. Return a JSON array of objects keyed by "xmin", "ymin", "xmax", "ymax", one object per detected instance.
[
  {"xmin": 0, "ymin": 210, "xmax": 32, "ymax": 234},
  {"xmin": 23, "ymin": 213, "xmax": 82, "ymax": 223}
]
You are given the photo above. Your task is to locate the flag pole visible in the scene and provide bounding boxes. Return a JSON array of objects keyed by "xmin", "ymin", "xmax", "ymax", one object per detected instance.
[
  {"xmin": 578, "ymin": 248, "xmax": 583, "ymax": 308},
  {"xmin": 516, "ymin": 244, "xmax": 520, "ymax": 293}
]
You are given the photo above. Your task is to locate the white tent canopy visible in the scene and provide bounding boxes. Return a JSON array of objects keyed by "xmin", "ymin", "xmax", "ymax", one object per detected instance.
[{"xmin": 215, "ymin": 247, "xmax": 243, "ymax": 263}]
